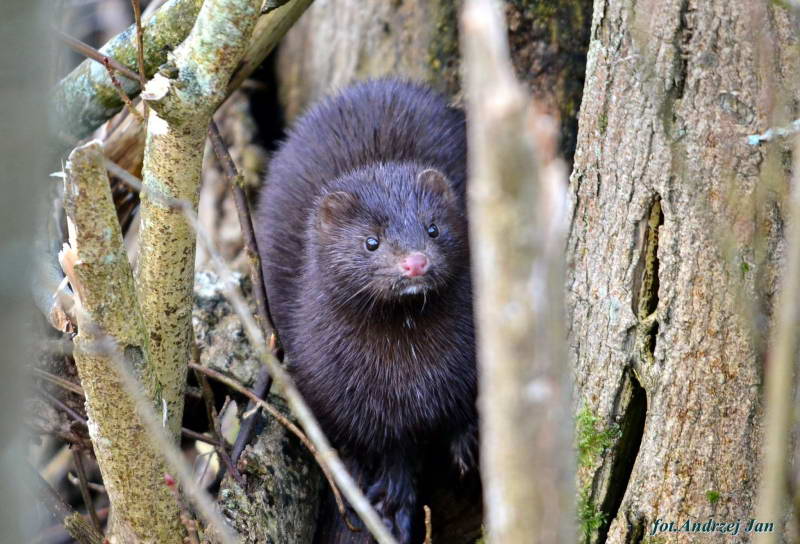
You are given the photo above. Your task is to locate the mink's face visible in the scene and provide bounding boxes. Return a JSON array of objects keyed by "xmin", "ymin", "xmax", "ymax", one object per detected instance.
[{"xmin": 312, "ymin": 164, "xmax": 468, "ymax": 305}]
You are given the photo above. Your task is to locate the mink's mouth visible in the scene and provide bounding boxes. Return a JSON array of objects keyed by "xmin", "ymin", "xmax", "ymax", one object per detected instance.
[
  {"xmin": 394, "ymin": 276, "xmax": 435, "ymax": 296},
  {"xmin": 399, "ymin": 284, "xmax": 427, "ymax": 295}
]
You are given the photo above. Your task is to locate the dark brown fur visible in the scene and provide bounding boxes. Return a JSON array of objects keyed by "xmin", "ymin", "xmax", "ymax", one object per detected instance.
[{"xmin": 255, "ymin": 79, "xmax": 477, "ymax": 543}]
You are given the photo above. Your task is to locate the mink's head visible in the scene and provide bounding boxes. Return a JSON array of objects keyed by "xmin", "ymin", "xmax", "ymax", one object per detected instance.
[{"xmin": 309, "ymin": 162, "xmax": 468, "ymax": 306}]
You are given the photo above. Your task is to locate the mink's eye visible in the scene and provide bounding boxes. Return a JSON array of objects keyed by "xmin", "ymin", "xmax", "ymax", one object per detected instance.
[
  {"xmin": 365, "ymin": 237, "xmax": 380, "ymax": 251},
  {"xmin": 427, "ymin": 224, "xmax": 439, "ymax": 238}
]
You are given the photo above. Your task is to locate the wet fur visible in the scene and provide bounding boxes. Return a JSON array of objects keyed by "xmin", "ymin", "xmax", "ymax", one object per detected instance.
[{"xmin": 255, "ymin": 79, "xmax": 477, "ymax": 543}]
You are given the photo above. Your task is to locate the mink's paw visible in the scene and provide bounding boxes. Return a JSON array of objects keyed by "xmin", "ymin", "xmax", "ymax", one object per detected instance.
[
  {"xmin": 450, "ymin": 423, "xmax": 479, "ymax": 477},
  {"xmin": 366, "ymin": 470, "xmax": 415, "ymax": 544}
]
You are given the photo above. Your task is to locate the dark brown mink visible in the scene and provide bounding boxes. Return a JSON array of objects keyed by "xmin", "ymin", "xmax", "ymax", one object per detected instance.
[{"xmin": 254, "ymin": 78, "xmax": 478, "ymax": 543}]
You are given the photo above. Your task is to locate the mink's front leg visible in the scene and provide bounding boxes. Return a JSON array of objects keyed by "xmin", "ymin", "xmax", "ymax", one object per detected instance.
[
  {"xmin": 449, "ymin": 420, "xmax": 480, "ymax": 477},
  {"xmin": 365, "ymin": 455, "xmax": 418, "ymax": 544}
]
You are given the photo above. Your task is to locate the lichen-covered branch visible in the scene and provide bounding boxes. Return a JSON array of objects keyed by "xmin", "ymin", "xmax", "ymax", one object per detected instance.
[
  {"xmin": 135, "ymin": 0, "xmax": 262, "ymax": 440},
  {"xmin": 53, "ymin": 0, "xmax": 203, "ymax": 141},
  {"xmin": 462, "ymin": 0, "xmax": 573, "ymax": 542},
  {"xmin": 227, "ymin": 0, "xmax": 315, "ymax": 92},
  {"xmin": 61, "ymin": 140, "xmax": 183, "ymax": 543}
]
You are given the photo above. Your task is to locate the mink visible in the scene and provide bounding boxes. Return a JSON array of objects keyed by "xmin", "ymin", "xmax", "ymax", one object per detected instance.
[{"xmin": 254, "ymin": 78, "xmax": 478, "ymax": 543}]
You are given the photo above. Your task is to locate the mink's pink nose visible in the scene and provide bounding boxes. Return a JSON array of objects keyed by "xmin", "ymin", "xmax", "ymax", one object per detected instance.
[{"xmin": 400, "ymin": 252, "xmax": 429, "ymax": 277}]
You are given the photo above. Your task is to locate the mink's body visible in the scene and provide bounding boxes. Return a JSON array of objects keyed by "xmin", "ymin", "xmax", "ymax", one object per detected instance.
[{"xmin": 255, "ymin": 79, "xmax": 477, "ymax": 543}]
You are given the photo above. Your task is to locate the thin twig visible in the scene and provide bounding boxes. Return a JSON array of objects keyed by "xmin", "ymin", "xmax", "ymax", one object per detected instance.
[
  {"xmin": 28, "ymin": 463, "xmax": 105, "ymax": 544},
  {"xmin": 207, "ymin": 122, "xmax": 275, "ymax": 468},
  {"xmin": 102, "ymin": 58, "xmax": 145, "ymax": 123},
  {"xmin": 181, "ymin": 428, "xmax": 222, "ymax": 447},
  {"xmin": 189, "ymin": 362, "xmax": 355, "ymax": 531},
  {"xmin": 130, "ymin": 0, "xmax": 148, "ymax": 117},
  {"xmin": 55, "ymin": 28, "xmax": 140, "ymax": 82},
  {"xmin": 231, "ymin": 366, "xmax": 271, "ymax": 463},
  {"xmin": 207, "ymin": 121, "xmax": 275, "ymax": 336},
  {"xmin": 71, "ymin": 448, "xmax": 102, "ymax": 533},
  {"xmin": 67, "ymin": 472, "xmax": 106, "ymax": 494},
  {"xmin": 40, "ymin": 388, "xmax": 87, "ymax": 426},
  {"xmin": 37, "ymin": 369, "xmax": 221, "ymax": 447},
  {"xmin": 213, "ymin": 396, "xmax": 246, "ymax": 487},
  {"xmin": 191, "ymin": 363, "xmax": 244, "ymax": 483},
  {"xmin": 32, "ymin": 368, "xmax": 83, "ymax": 396},
  {"xmin": 424, "ymin": 505, "xmax": 432, "ymax": 544}
]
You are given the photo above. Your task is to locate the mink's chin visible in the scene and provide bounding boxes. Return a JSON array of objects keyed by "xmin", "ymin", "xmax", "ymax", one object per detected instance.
[
  {"xmin": 393, "ymin": 276, "xmax": 437, "ymax": 297},
  {"xmin": 399, "ymin": 284, "xmax": 428, "ymax": 296}
]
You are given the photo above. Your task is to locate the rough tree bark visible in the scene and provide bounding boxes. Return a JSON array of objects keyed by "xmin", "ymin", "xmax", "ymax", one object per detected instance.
[
  {"xmin": 567, "ymin": 1, "xmax": 799, "ymax": 542},
  {"xmin": 275, "ymin": 0, "xmax": 591, "ymax": 163}
]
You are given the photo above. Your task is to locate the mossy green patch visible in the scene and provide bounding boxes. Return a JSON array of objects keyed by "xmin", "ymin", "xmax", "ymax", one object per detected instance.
[
  {"xmin": 577, "ymin": 487, "xmax": 606, "ymax": 541},
  {"xmin": 576, "ymin": 405, "xmax": 620, "ymax": 468}
]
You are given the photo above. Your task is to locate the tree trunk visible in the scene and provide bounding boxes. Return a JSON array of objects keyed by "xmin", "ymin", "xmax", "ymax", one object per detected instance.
[
  {"xmin": 568, "ymin": 1, "xmax": 798, "ymax": 542},
  {"xmin": 276, "ymin": 0, "xmax": 591, "ymax": 162}
]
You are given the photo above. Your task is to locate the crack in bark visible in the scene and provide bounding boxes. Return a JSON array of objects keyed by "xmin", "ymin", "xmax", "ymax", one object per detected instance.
[
  {"xmin": 597, "ymin": 370, "xmax": 647, "ymax": 544},
  {"xmin": 589, "ymin": 197, "xmax": 662, "ymax": 544},
  {"xmin": 673, "ymin": 0, "xmax": 692, "ymax": 100},
  {"xmin": 633, "ymin": 197, "xmax": 663, "ymax": 380},
  {"xmin": 624, "ymin": 515, "xmax": 646, "ymax": 544}
]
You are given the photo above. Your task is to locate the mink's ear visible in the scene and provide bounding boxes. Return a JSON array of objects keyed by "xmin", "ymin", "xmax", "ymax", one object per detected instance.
[
  {"xmin": 317, "ymin": 191, "xmax": 359, "ymax": 230},
  {"xmin": 417, "ymin": 168, "xmax": 454, "ymax": 201}
]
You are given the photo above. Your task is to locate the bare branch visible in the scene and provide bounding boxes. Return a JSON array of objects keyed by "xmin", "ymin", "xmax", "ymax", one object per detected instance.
[
  {"xmin": 462, "ymin": 0, "xmax": 573, "ymax": 542},
  {"xmin": 55, "ymin": 28, "xmax": 140, "ymax": 82},
  {"xmin": 135, "ymin": 0, "xmax": 262, "ymax": 440},
  {"xmin": 753, "ymin": 138, "xmax": 800, "ymax": 544}
]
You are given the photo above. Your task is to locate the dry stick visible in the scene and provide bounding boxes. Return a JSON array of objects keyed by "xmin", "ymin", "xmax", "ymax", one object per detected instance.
[
  {"xmin": 102, "ymin": 58, "xmax": 145, "ymax": 123},
  {"xmin": 28, "ymin": 463, "xmax": 105, "ymax": 544},
  {"xmin": 207, "ymin": 122, "xmax": 273, "ymax": 334},
  {"xmin": 67, "ymin": 473, "xmax": 106, "ymax": 495},
  {"xmin": 423, "ymin": 505, "xmax": 432, "ymax": 544},
  {"xmin": 462, "ymin": 0, "xmax": 572, "ymax": 542},
  {"xmin": 130, "ymin": 0, "xmax": 149, "ymax": 120},
  {"xmin": 207, "ymin": 121, "xmax": 274, "ymax": 466},
  {"xmin": 108, "ymin": 159, "xmax": 395, "ymax": 543},
  {"xmin": 231, "ymin": 367, "xmax": 271, "ymax": 464},
  {"xmin": 213, "ymin": 397, "xmax": 247, "ymax": 487},
  {"xmin": 71, "ymin": 448, "xmax": 102, "ymax": 533},
  {"xmin": 753, "ymin": 137, "xmax": 800, "ymax": 544},
  {"xmin": 181, "ymin": 427, "xmax": 222, "ymax": 447},
  {"xmin": 39, "ymin": 388, "xmax": 87, "ymax": 425},
  {"xmin": 130, "ymin": 0, "xmax": 147, "ymax": 88},
  {"xmin": 191, "ymin": 363, "xmax": 244, "ymax": 485},
  {"xmin": 55, "ymin": 28, "xmax": 140, "ymax": 82},
  {"xmin": 189, "ymin": 362, "xmax": 354, "ymax": 531},
  {"xmin": 36, "ymin": 368, "xmax": 220, "ymax": 447},
  {"xmin": 33, "ymin": 368, "xmax": 84, "ymax": 396}
]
